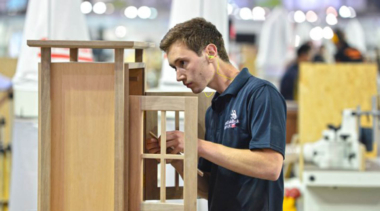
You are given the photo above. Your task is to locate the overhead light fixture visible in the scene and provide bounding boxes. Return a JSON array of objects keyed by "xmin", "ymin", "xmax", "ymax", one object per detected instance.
[
  {"xmin": 326, "ymin": 14, "xmax": 338, "ymax": 25},
  {"xmin": 93, "ymin": 2, "xmax": 106, "ymax": 15},
  {"xmin": 306, "ymin": 11, "xmax": 318, "ymax": 23},
  {"xmin": 81, "ymin": 1, "xmax": 92, "ymax": 14},
  {"xmin": 138, "ymin": 6, "xmax": 151, "ymax": 19},
  {"xmin": 294, "ymin": 10, "xmax": 306, "ymax": 23},
  {"xmin": 125, "ymin": 6, "xmax": 138, "ymax": 19},
  {"xmin": 240, "ymin": 7, "xmax": 253, "ymax": 20}
]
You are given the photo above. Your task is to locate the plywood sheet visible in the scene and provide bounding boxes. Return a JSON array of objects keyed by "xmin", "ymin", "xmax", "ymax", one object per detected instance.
[
  {"xmin": 51, "ymin": 63, "xmax": 115, "ymax": 211},
  {"xmin": 299, "ymin": 63, "xmax": 378, "ymax": 144}
]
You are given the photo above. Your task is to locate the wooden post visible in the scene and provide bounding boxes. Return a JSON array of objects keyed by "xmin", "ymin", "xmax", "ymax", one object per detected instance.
[
  {"xmin": 70, "ymin": 48, "xmax": 78, "ymax": 62},
  {"xmin": 184, "ymin": 98, "xmax": 198, "ymax": 211},
  {"xmin": 38, "ymin": 47, "xmax": 51, "ymax": 211},
  {"xmin": 114, "ymin": 49, "xmax": 125, "ymax": 211}
]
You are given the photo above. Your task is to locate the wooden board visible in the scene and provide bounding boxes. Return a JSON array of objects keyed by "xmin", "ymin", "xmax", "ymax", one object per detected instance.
[
  {"xmin": 50, "ymin": 63, "xmax": 115, "ymax": 211},
  {"xmin": 27, "ymin": 40, "xmax": 155, "ymax": 49},
  {"xmin": 299, "ymin": 63, "xmax": 378, "ymax": 144}
]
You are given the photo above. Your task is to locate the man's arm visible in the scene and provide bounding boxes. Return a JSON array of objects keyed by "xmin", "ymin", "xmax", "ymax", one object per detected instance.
[
  {"xmin": 198, "ymin": 139, "xmax": 283, "ymax": 181},
  {"xmin": 171, "ymin": 160, "xmax": 210, "ymax": 199}
]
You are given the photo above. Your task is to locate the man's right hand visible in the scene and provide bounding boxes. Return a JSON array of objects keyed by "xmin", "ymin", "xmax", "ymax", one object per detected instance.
[{"xmin": 146, "ymin": 138, "xmax": 160, "ymax": 154}]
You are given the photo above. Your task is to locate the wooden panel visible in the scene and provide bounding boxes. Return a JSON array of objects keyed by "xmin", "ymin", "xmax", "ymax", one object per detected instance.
[
  {"xmin": 140, "ymin": 96, "xmax": 186, "ymax": 111},
  {"xmin": 114, "ymin": 49, "xmax": 125, "ymax": 211},
  {"xmin": 129, "ymin": 96, "xmax": 144, "ymax": 211},
  {"xmin": 70, "ymin": 48, "xmax": 78, "ymax": 61},
  {"xmin": 141, "ymin": 202, "xmax": 184, "ymax": 211},
  {"xmin": 129, "ymin": 67, "xmax": 145, "ymax": 95},
  {"xmin": 299, "ymin": 63, "xmax": 378, "ymax": 144},
  {"xmin": 135, "ymin": 49, "xmax": 143, "ymax": 62},
  {"xmin": 38, "ymin": 48, "xmax": 51, "ymax": 211},
  {"xmin": 27, "ymin": 40, "xmax": 155, "ymax": 49},
  {"xmin": 184, "ymin": 98, "xmax": 198, "ymax": 211},
  {"xmin": 50, "ymin": 63, "xmax": 115, "ymax": 211}
]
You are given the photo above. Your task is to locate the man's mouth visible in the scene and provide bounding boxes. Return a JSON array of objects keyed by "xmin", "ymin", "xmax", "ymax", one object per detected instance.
[{"xmin": 185, "ymin": 83, "xmax": 192, "ymax": 88}]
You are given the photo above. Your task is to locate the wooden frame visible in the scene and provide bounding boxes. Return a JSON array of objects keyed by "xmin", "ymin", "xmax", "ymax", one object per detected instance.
[
  {"xmin": 143, "ymin": 92, "xmax": 212, "ymax": 200},
  {"xmin": 30, "ymin": 40, "xmax": 153, "ymax": 211},
  {"xmin": 129, "ymin": 96, "xmax": 198, "ymax": 211}
]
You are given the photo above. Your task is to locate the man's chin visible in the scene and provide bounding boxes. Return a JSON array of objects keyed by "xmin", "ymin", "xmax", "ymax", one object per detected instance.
[{"xmin": 190, "ymin": 86, "xmax": 204, "ymax": 94}]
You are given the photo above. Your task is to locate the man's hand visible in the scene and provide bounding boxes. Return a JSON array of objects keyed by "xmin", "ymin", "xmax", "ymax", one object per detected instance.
[{"xmin": 165, "ymin": 131, "xmax": 185, "ymax": 155}]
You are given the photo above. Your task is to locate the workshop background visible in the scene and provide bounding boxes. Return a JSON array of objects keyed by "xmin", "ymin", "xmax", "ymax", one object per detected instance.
[{"xmin": 1, "ymin": 0, "xmax": 380, "ymax": 211}]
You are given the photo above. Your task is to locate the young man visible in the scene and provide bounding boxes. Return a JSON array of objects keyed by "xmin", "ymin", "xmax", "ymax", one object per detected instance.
[
  {"xmin": 146, "ymin": 18, "xmax": 286, "ymax": 211},
  {"xmin": 280, "ymin": 43, "xmax": 311, "ymax": 101}
]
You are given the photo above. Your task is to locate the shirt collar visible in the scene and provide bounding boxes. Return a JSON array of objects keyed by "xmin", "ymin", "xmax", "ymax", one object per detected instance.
[{"xmin": 211, "ymin": 68, "xmax": 252, "ymax": 109}]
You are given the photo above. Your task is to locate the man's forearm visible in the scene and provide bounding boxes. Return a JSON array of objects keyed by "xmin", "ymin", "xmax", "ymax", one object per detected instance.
[
  {"xmin": 171, "ymin": 160, "xmax": 209, "ymax": 199},
  {"xmin": 198, "ymin": 139, "xmax": 282, "ymax": 181}
]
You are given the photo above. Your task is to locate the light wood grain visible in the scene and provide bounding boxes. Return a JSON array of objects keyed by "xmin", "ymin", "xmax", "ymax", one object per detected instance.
[
  {"xmin": 129, "ymin": 96, "xmax": 144, "ymax": 211},
  {"xmin": 184, "ymin": 98, "xmax": 198, "ymax": 211},
  {"xmin": 38, "ymin": 47, "xmax": 51, "ymax": 211},
  {"xmin": 114, "ymin": 49, "xmax": 125, "ymax": 211},
  {"xmin": 69, "ymin": 48, "xmax": 78, "ymax": 61},
  {"xmin": 50, "ymin": 63, "xmax": 115, "ymax": 211},
  {"xmin": 142, "ymin": 154, "xmax": 184, "ymax": 160},
  {"xmin": 27, "ymin": 40, "xmax": 155, "ymax": 49},
  {"xmin": 141, "ymin": 202, "xmax": 184, "ymax": 211},
  {"xmin": 140, "ymin": 96, "xmax": 185, "ymax": 111},
  {"xmin": 144, "ymin": 92, "xmax": 211, "ymax": 200},
  {"xmin": 160, "ymin": 111, "xmax": 167, "ymax": 202},
  {"xmin": 299, "ymin": 63, "xmax": 377, "ymax": 144},
  {"xmin": 175, "ymin": 111, "xmax": 180, "ymax": 190}
]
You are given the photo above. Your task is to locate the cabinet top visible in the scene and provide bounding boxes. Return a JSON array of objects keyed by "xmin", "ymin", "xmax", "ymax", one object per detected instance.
[{"xmin": 27, "ymin": 40, "xmax": 155, "ymax": 49}]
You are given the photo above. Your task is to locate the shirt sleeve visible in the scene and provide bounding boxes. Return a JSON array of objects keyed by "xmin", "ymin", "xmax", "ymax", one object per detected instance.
[
  {"xmin": 198, "ymin": 107, "xmax": 213, "ymax": 172},
  {"xmin": 248, "ymin": 85, "xmax": 287, "ymax": 158}
]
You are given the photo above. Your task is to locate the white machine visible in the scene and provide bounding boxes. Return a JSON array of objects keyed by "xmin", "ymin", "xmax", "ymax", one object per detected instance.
[{"xmin": 304, "ymin": 96, "xmax": 380, "ymax": 170}]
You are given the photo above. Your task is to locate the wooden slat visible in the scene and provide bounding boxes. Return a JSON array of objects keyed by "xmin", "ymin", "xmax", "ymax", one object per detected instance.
[
  {"xmin": 142, "ymin": 154, "xmax": 184, "ymax": 160},
  {"xmin": 129, "ymin": 96, "xmax": 144, "ymax": 211},
  {"xmin": 114, "ymin": 48, "xmax": 125, "ymax": 211},
  {"xmin": 135, "ymin": 49, "xmax": 143, "ymax": 62},
  {"xmin": 69, "ymin": 48, "xmax": 78, "ymax": 61},
  {"xmin": 160, "ymin": 111, "xmax": 167, "ymax": 202},
  {"xmin": 184, "ymin": 98, "xmax": 198, "ymax": 211},
  {"xmin": 38, "ymin": 47, "xmax": 51, "ymax": 211},
  {"xmin": 141, "ymin": 202, "xmax": 184, "ymax": 211},
  {"xmin": 175, "ymin": 111, "xmax": 180, "ymax": 190},
  {"xmin": 27, "ymin": 40, "xmax": 155, "ymax": 49},
  {"xmin": 140, "ymin": 96, "xmax": 186, "ymax": 111}
]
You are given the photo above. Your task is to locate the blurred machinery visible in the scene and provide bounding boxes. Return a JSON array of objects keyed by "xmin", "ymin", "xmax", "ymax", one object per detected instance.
[{"xmin": 304, "ymin": 96, "xmax": 379, "ymax": 170}]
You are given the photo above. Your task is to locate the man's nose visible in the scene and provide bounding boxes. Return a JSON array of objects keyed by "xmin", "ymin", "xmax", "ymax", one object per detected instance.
[{"xmin": 176, "ymin": 71, "xmax": 185, "ymax": 82}]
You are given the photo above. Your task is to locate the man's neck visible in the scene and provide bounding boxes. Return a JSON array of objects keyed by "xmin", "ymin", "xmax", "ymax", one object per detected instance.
[{"xmin": 208, "ymin": 59, "xmax": 240, "ymax": 94}]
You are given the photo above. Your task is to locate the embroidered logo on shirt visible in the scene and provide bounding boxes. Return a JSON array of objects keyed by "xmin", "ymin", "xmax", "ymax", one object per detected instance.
[{"xmin": 224, "ymin": 110, "xmax": 240, "ymax": 129}]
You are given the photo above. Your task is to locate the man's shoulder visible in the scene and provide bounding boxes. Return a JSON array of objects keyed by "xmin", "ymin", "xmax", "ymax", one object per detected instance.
[{"xmin": 242, "ymin": 76, "xmax": 278, "ymax": 96}]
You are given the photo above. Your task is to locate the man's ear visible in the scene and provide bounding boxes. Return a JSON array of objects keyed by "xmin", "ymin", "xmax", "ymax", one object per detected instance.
[{"xmin": 205, "ymin": 44, "xmax": 218, "ymax": 58}]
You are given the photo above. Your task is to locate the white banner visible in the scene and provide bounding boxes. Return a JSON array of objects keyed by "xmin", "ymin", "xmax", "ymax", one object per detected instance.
[{"xmin": 12, "ymin": 0, "xmax": 92, "ymax": 92}]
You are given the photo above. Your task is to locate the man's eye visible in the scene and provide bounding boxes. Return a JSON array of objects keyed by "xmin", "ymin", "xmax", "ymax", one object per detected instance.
[{"xmin": 180, "ymin": 61, "xmax": 186, "ymax": 67}]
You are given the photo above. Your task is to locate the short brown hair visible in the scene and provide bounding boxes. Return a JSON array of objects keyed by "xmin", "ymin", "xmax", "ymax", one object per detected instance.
[{"xmin": 160, "ymin": 17, "xmax": 229, "ymax": 62}]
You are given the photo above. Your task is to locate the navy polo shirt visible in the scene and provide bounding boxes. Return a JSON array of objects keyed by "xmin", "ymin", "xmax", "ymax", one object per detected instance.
[{"xmin": 198, "ymin": 68, "xmax": 286, "ymax": 211}]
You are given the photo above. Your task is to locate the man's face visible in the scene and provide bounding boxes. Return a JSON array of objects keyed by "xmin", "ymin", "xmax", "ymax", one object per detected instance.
[{"xmin": 167, "ymin": 42, "xmax": 214, "ymax": 94}]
